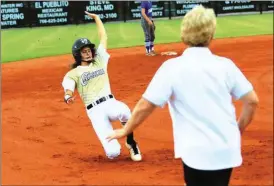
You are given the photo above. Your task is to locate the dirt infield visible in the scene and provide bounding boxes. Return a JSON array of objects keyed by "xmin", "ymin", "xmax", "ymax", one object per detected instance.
[{"xmin": 2, "ymin": 35, "xmax": 273, "ymax": 185}]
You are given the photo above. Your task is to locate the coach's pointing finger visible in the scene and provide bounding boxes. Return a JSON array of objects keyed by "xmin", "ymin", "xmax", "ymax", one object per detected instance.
[{"xmin": 106, "ymin": 129, "xmax": 127, "ymax": 142}]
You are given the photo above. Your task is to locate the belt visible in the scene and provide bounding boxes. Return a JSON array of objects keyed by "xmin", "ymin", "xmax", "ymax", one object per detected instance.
[{"xmin": 87, "ymin": 94, "xmax": 114, "ymax": 110}]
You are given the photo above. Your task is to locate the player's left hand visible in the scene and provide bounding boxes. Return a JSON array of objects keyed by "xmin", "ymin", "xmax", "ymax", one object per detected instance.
[{"xmin": 106, "ymin": 128, "xmax": 127, "ymax": 142}]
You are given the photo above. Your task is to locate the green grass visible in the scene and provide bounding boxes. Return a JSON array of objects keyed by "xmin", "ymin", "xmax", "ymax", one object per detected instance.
[{"xmin": 1, "ymin": 13, "xmax": 273, "ymax": 63}]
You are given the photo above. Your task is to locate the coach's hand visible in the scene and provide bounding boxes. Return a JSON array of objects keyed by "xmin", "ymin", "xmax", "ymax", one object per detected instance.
[
  {"xmin": 85, "ymin": 11, "xmax": 98, "ymax": 19},
  {"xmin": 106, "ymin": 128, "xmax": 127, "ymax": 142}
]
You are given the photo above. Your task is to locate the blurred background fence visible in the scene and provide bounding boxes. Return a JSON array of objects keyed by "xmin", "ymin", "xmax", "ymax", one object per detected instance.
[{"xmin": 1, "ymin": 1, "xmax": 273, "ymax": 29}]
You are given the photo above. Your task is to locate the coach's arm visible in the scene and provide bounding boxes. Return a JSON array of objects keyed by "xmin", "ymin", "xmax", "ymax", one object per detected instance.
[
  {"xmin": 107, "ymin": 98, "xmax": 156, "ymax": 140},
  {"xmin": 238, "ymin": 90, "xmax": 259, "ymax": 134}
]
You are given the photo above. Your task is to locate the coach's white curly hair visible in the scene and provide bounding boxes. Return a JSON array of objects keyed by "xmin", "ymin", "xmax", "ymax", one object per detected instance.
[{"xmin": 181, "ymin": 5, "xmax": 216, "ymax": 47}]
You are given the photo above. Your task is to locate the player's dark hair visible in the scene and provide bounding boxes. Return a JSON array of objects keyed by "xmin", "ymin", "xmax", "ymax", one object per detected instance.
[{"xmin": 70, "ymin": 61, "xmax": 81, "ymax": 69}]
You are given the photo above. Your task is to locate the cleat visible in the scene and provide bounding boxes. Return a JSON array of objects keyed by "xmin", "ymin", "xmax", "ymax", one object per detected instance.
[
  {"xmin": 150, "ymin": 50, "xmax": 157, "ymax": 56},
  {"xmin": 146, "ymin": 51, "xmax": 156, "ymax": 56},
  {"xmin": 125, "ymin": 142, "xmax": 142, "ymax": 161}
]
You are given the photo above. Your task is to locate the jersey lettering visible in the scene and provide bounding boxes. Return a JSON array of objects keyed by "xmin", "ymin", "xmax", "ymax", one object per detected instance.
[{"xmin": 80, "ymin": 69, "xmax": 105, "ymax": 86}]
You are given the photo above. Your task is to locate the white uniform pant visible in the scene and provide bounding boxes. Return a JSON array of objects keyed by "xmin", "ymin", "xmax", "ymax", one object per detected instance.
[{"xmin": 86, "ymin": 98, "xmax": 131, "ymax": 159}]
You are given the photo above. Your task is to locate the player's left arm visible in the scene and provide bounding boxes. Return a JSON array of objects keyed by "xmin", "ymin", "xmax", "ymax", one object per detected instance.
[{"xmin": 85, "ymin": 11, "xmax": 107, "ymax": 49}]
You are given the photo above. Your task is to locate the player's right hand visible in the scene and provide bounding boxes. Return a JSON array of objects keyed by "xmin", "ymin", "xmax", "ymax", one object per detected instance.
[
  {"xmin": 64, "ymin": 95, "xmax": 76, "ymax": 105},
  {"xmin": 148, "ymin": 20, "xmax": 153, "ymax": 26}
]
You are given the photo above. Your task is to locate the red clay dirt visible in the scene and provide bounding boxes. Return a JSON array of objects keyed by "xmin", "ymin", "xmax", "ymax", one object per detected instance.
[{"xmin": 2, "ymin": 35, "xmax": 273, "ymax": 185}]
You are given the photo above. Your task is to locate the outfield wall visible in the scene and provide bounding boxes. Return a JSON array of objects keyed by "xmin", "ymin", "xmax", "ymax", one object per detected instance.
[{"xmin": 1, "ymin": 1, "xmax": 273, "ymax": 29}]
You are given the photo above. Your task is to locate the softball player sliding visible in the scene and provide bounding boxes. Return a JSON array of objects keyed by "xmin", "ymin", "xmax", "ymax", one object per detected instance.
[{"xmin": 61, "ymin": 12, "xmax": 142, "ymax": 161}]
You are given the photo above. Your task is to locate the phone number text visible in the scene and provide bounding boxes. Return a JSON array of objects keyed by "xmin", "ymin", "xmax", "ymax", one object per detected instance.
[
  {"xmin": 85, "ymin": 13, "xmax": 117, "ymax": 20},
  {"xmin": 39, "ymin": 18, "xmax": 67, "ymax": 24}
]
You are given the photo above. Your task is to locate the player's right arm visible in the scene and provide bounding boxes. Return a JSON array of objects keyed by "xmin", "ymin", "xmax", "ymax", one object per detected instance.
[
  {"xmin": 64, "ymin": 89, "xmax": 75, "ymax": 104},
  {"xmin": 62, "ymin": 72, "xmax": 77, "ymax": 104},
  {"xmin": 85, "ymin": 11, "xmax": 107, "ymax": 49}
]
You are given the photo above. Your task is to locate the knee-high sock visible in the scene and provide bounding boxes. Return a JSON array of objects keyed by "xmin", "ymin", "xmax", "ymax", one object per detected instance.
[
  {"xmin": 121, "ymin": 122, "xmax": 135, "ymax": 144},
  {"xmin": 150, "ymin": 41, "xmax": 154, "ymax": 51},
  {"xmin": 145, "ymin": 41, "xmax": 150, "ymax": 53}
]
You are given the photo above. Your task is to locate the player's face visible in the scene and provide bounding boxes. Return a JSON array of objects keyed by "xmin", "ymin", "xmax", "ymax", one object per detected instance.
[{"xmin": 81, "ymin": 47, "xmax": 93, "ymax": 61}]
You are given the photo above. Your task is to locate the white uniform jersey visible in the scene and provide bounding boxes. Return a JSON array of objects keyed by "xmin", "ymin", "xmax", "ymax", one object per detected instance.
[
  {"xmin": 143, "ymin": 47, "xmax": 253, "ymax": 170},
  {"xmin": 61, "ymin": 44, "xmax": 132, "ymax": 159},
  {"xmin": 62, "ymin": 44, "xmax": 111, "ymax": 106}
]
